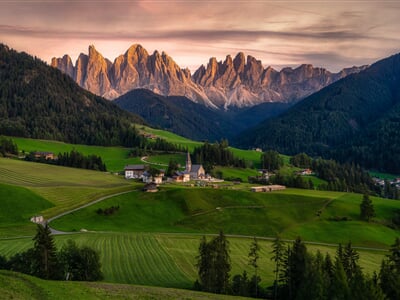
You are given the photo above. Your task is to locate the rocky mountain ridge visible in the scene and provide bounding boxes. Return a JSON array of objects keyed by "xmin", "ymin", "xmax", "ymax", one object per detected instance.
[{"xmin": 52, "ymin": 44, "xmax": 367, "ymax": 109}]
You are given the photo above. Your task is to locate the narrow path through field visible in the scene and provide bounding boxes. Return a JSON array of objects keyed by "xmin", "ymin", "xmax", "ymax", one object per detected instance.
[
  {"xmin": 47, "ymin": 190, "xmax": 134, "ymax": 234},
  {"xmin": 140, "ymin": 156, "xmax": 168, "ymax": 167}
]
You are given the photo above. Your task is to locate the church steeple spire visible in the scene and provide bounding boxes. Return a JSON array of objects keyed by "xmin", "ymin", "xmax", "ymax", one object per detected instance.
[{"xmin": 185, "ymin": 151, "xmax": 192, "ymax": 172}]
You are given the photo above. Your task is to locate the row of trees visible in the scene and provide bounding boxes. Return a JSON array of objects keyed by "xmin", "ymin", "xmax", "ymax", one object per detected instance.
[
  {"xmin": 192, "ymin": 140, "xmax": 246, "ymax": 172},
  {"xmin": 0, "ymin": 136, "xmax": 18, "ymax": 156},
  {"xmin": 0, "ymin": 224, "xmax": 102, "ymax": 281},
  {"xmin": 195, "ymin": 231, "xmax": 400, "ymax": 299},
  {"xmin": 262, "ymin": 151, "xmax": 377, "ymax": 194},
  {"xmin": 25, "ymin": 149, "xmax": 107, "ymax": 172}
]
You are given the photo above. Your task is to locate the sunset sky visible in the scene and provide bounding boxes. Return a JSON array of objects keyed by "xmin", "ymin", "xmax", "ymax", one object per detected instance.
[{"xmin": 1, "ymin": 0, "xmax": 399, "ymax": 72}]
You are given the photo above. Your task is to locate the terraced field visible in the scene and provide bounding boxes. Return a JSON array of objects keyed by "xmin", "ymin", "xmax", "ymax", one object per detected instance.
[
  {"xmin": 0, "ymin": 233, "xmax": 386, "ymax": 288},
  {"xmin": 1, "ymin": 140, "xmax": 399, "ymax": 292},
  {"xmin": 0, "ymin": 158, "xmax": 134, "ymax": 220}
]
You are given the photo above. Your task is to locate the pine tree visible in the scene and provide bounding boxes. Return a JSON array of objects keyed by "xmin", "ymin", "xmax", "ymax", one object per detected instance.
[
  {"xmin": 32, "ymin": 223, "xmax": 59, "ymax": 279},
  {"xmin": 248, "ymin": 237, "xmax": 260, "ymax": 297},
  {"xmin": 270, "ymin": 235, "xmax": 285, "ymax": 300},
  {"xmin": 380, "ymin": 237, "xmax": 400, "ymax": 299},
  {"xmin": 211, "ymin": 230, "xmax": 231, "ymax": 294},
  {"xmin": 342, "ymin": 241, "xmax": 360, "ymax": 280},
  {"xmin": 196, "ymin": 236, "xmax": 212, "ymax": 291},
  {"xmin": 329, "ymin": 257, "xmax": 350, "ymax": 300},
  {"xmin": 280, "ymin": 237, "xmax": 308, "ymax": 300},
  {"xmin": 195, "ymin": 231, "xmax": 231, "ymax": 294},
  {"xmin": 296, "ymin": 251, "xmax": 328, "ymax": 300},
  {"xmin": 388, "ymin": 237, "xmax": 400, "ymax": 270},
  {"xmin": 360, "ymin": 193, "xmax": 375, "ymax": 222}
]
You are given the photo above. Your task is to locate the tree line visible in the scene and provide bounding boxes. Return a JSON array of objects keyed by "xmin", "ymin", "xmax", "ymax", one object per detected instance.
[
  {"xmin": 192, "ymin": 140, "xmax": 246, "ymax": 172},
  {"xmin": 195, "ymin": 231, "xmax": 400, "ymax": 299},
  {"xmin": 129, "ymin": 137, "xmax": 187, "ymax": 157},
  {"xmin": 25, "ymin": 149, "xmax": 107, "ymax": 172},
  {"xmin": 261, "ymin": 151, "xmax": 377, "ymax": 194},
  {"xmin": 0, "ymin": 224, "xmax": 102, "ymax": 281}
]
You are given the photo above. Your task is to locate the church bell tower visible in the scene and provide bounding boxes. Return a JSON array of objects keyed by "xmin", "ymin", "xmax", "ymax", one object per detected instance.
[{"xmin": 185, "ymin": 151, "xmax": 192, "ymax": 172}]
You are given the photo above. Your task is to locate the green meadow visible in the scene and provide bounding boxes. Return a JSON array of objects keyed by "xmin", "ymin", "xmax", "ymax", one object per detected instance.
[
  {"xmin": 50, "ymin": 187, "xmax": 400, "ymax": 248},
  {"xmin": 0, "ymin": 270, "xmax": 252, "ymax": 300},
  {"xmin": 1, "ymin": 137, "xmax": 400, "ymax": 293},
  {"xmin": 0, "ymin": 158, "xmax": 135, "ymax": 222},
  {"xmin": 11, "ymin": 136, "xmax": 142, "ymax": 172},
  {"xmin": 0, "ymin": 233, "xmax": 386, "ymax": 288}
]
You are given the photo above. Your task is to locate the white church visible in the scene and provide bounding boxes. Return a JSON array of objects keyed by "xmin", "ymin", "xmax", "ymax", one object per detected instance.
[{"xmin": 185, "ymin": 152, "xmax": 205, "ymax": 179}]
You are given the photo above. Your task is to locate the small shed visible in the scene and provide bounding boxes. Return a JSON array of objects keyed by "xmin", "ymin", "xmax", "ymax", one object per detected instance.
[
  {"xmin": 30, "ymin": 215, "xmax": 44, "ymax": 224},
  {"xmin": 251, "ymin": 185, "xmax": 286, "ymax": 192},
  {"xmin": 143, "ymin": 183, "xmax": 158, "ymax": 192},
  {"xmin": 33, "ymin": 152, "xmax": 54, "ymax": 160}
]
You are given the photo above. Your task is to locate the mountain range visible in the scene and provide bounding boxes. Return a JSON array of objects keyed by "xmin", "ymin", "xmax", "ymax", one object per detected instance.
[
  {"xmin": 234, "ymin": 52, "xmax": 400, "ymax": 173},
  {"xmin": 51, "ymin": 44, "xmax": 367, "ymax": 109},
  {"xmin": 2, "ymin": 42, "xmax": 400, "ymax": 173}
]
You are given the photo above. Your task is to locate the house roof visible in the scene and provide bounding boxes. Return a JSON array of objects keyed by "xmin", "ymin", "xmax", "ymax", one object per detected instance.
[
  {"xmin": 191, "ymin": 165, "xmax": 204, "ymax": 173},
  {"xmin": 124, "ymin": 164, "xmax": 145, "ymax": 170},
  {"xmin": 175, "ymin": 171, "xmax": 190, "ymax": 176},
  {"xmin": 33, "ymin": 151, "xmax": 54, "ymax": 155},
  {"xmin": 143, "ymin": 182, "xmax": 158, "ymax": 191}
]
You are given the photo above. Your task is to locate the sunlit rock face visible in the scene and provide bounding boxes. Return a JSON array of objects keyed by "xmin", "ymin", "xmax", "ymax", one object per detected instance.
[{"xmin": 52, "ymin": 45, "xmax": 367, "ymax": 109}]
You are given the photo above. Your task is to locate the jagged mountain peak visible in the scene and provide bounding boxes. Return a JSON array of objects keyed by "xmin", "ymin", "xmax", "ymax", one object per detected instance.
[{"xmin": 52, "ymin": 44, "xmax": 367, "ymax": 109}]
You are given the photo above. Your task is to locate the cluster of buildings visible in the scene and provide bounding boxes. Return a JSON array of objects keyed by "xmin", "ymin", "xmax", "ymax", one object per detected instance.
[
  {"xmin": 373, "ymin": 177, "xmax": 400, "ymax": 189},
  {"xmin": 124, "ymin": 152, "xmax": 207, "ymax": 185}
]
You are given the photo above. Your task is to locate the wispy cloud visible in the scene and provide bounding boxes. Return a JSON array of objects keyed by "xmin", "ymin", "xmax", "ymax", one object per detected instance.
[{"xmin": 0, "ymin": 0, "xmax": 399, "ymax": 72}]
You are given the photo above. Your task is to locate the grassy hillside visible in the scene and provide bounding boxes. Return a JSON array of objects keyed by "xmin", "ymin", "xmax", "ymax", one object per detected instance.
[
  {"xmin": 139, "ymin": 126, "xmax": 263, "ymax": 168},
  {"xmin": 0, "ymin": 158, "xmax": 134, "ymax": 222},
  {"xmin": 0, "ymin": 183, "xmax": 53, "ymax": 236},
  {"xmin": 0, "ymin": 270, "xmax": 252, "ymax": 300},
  {"xmin": 10, "ymin": 133, "xmax": 263, "ymax": 172},
  {"xmin": 50, "ymin": 187, "xmax": 400, "ymax": 248},
  {"xmin": 11, "ymin": 136, "xmax": 142, "ymax": 172},
  {"xmin": 0, "ymin": 233, "xmax": 386, "ymax": 289},
  {"xmin": 0, "ymin": 158, "xmax": 397, "ymax": 290}
]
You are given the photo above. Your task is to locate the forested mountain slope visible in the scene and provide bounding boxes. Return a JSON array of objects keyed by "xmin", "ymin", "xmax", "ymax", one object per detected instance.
[
  {"xmin": 0, "ymin": 44, "xmax": 144, "ymax": 146},
  {"xmin": 234, "ymin": 53, "xmax": 400, "ymax": 173}
]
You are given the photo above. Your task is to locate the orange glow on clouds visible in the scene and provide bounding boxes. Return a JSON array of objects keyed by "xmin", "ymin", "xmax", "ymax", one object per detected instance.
[{"xmin": 0, "ymin": 1, "xmax": 399, "ymax": 72}]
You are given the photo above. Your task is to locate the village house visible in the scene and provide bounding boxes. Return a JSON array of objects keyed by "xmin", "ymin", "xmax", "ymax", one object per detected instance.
[
  {"xmin": 185, "ymin": 152, "xmax": 205, "ymax": 179},
  {"xmin": 153, "ymin": 176, "xmax": 163, "ymax": 184},
  {"xmin": 296, "ymin": 168, "xmax": 314, "ymax": 176},
  {"xmin": 142, "ymin": 171, "xmax": 163, "ymax": 185},
  {"xmin": 172, "ymin": 171, "xmax": 190, "ymax": 182},
  {"xmin": 124, "ymin": 164, "xmax": 146, "ymax": 179},
  {"xmin": 33, "ymin": 151, "xmax": 54, "ymax": 160},
  {"xmin": 251, "ymin": 185, "xmax": 286, "ymax": 192},
  {"xmin": 30, "ymin": 215, "xmax": 44, "ymax": 224}
]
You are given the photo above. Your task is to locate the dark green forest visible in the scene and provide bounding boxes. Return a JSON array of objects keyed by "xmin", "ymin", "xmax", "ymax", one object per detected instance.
[
  {"xmin": 195, "ymin": 233, "xmax": 400, "ymax": 300},
  {"xmin": 234, "ymin": 53, "xmax": 400, "ymax": 173},
  {"xmin": 192, "ymin": 140, "xmax": 247, "ymax": 172},
  {"xmin": 115, "ymin": 88, "xmax": 290, "ymax": 142},
  {"xmin": 0, "ymin": 44, "xmax": 145, "ymax": 147}
]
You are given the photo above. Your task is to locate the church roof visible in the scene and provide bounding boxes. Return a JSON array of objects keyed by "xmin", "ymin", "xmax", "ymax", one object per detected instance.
[
  {"xmin": 124, "ymin": 164, "xmax": 145, "ymax": 170},
  {"xmin": 190, "ymin": 165, "xmax": 204, "ymax": 173}
]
